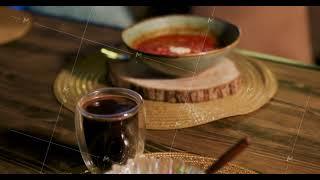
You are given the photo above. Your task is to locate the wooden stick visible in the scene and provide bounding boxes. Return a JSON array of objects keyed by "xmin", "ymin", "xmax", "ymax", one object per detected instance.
[{"xmin": 205, "ymin": 137, "xmax": 250, "ymax": 174}]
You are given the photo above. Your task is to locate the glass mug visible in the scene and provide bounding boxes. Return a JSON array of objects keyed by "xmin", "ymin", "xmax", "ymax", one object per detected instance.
[{"xmin": 75, "ymin": 87, "xmax": 145, "ymax": 174}]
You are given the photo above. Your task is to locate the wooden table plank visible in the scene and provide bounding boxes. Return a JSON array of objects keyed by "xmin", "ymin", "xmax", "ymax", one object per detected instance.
[
  {"xmin": 287, "ymin": 88, "xmax": 320, "ymax": 173},
  {"xmin": 0, "ymin": 12, "xmax": 319, "ymax": 174}
]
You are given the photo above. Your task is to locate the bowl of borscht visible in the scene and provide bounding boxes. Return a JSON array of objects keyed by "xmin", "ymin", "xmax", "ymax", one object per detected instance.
[{"xmin": 120, "ymin": 15, "xmax": 240, "ymax": 77}]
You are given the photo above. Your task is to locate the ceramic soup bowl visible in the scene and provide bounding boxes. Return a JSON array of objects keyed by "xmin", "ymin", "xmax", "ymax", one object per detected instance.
[{"xmin": 103, "ymin": 15, "xmax": 240, "ymax": 77}]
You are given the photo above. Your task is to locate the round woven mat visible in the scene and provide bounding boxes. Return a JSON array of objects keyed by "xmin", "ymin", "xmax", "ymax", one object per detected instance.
[
  {"xmin": 0, "ymin": 7, "xmax": 32, "ymax": 45},
  {"xmin": 53, "ymin": 52, "xmax": 277, "ymax": 130},
  {"xmin": 144, "ymin": 152, "xmax": 258, "ymax": 174}
]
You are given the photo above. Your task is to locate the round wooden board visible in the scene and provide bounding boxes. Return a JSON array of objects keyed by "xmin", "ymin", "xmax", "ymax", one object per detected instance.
[
  {"xmin": 109, "ymin": 57, "xmax": 241, "ymax": 103},
  {"xmin": 53, "ymin": 52, "xmax": 278, "ymax": 130},
  {"xmin": 0, "ymin": 7, "xmax": 32, "ymax": 45}
]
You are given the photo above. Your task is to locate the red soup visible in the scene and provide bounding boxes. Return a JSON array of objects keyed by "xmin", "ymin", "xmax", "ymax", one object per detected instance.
[{"xmin": 134, "ymin": 34, "xmax": 218, "ymax": 56}]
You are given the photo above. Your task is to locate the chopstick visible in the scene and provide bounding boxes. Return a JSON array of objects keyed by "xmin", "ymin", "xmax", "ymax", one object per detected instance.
[{"xmin": 205, "ymin": 137, "xmax": 250, "ymax": 174}]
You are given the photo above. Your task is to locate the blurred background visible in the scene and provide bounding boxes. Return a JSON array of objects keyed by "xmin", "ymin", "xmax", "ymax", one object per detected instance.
[{"xmin": 7, "ymin": 6, "xmax": 320, "ymax": 65}]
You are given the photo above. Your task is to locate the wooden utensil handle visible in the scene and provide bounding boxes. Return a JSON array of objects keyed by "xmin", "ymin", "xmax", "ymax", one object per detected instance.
[{"xmin": 205, "ymin": 137, "xmax": 250, "ymax": 174}]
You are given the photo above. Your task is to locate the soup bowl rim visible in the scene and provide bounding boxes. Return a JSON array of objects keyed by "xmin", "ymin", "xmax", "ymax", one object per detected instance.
[{"xmin": 121, "ymin": 14, "xmax": 241, "ymax": 59}]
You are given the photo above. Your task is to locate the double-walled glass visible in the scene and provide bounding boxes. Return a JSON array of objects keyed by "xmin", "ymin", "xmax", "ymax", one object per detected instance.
[{"xmin": 75, "ymin": 88, "xmax": 145, "ymax": 174}]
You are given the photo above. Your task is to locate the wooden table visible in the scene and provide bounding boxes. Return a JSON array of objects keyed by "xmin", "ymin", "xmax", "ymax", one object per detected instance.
[{"xmin": 0, "ymin": 13, "xmax": 320, "ymax": 174}]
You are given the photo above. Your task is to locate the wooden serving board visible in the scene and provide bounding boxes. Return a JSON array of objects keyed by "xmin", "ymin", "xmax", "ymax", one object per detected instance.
[{"xmin": 108, "ymin": 57, "xmax": 241, "ymax": 103}]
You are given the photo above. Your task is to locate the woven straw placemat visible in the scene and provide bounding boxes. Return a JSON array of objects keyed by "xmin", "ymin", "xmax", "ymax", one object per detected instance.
[
  {"xmin": 0, "ymin": 7, "xmax": 32, "ymax": 45},
  {"xmin": 53, "ymin": 52, "xmax": 277, "ymax": 130},
  {"xmin": 145, "ymin": 152, "xmax": 258, "ymax": 174}
]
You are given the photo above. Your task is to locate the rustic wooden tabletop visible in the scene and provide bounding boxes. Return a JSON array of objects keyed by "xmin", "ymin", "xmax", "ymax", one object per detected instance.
[{"xmin": 0, "ymin": 12, "xmax": 320, "ymax": 174}]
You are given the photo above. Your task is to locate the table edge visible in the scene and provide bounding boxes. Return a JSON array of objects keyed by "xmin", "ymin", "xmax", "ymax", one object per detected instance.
[{"xmin": 235, "ymin": 48, "xmax": 320, "ymax": 71}]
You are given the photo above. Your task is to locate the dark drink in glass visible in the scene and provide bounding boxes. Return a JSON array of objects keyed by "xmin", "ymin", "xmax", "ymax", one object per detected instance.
[{"xmin": 75, "ymin": 88, "xmax": 145, "ymax": 174}]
